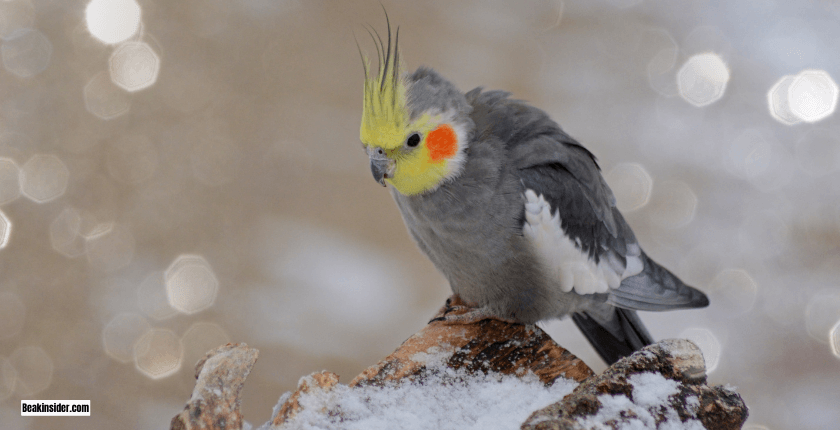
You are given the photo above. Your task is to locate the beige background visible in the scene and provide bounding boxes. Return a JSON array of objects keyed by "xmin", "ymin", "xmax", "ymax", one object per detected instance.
[{"xmin": 1, "ymin": 0, "xmax": 839, "ymax": 428}]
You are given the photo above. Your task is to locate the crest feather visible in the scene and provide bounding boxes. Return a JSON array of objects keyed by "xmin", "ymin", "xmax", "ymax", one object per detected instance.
[{"xmin": 359, "ymin": 10, "xmax": 407, "ymax": 150}]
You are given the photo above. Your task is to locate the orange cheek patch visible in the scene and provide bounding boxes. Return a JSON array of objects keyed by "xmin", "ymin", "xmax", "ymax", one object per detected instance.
[{"xmin": 426, "ymin": 124, "xmax": 457, "ymax": 162}]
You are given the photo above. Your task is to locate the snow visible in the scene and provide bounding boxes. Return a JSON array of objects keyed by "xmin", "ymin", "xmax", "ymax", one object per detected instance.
[
  {"xmin": 576, "ymin": 372, "xmax": 705, "ymax": 430},
  {"xmin": 629, "ymin": 372, "xmax": 680, "ymax": 409},
  {"xmin": 261, "ymin": 367, "xmax": 578, "ymax": 430}
]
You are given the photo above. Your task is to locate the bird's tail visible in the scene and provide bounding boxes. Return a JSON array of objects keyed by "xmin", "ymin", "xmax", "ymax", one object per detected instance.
[{"xmin": 571, "ymin": 307, "xmax": 654, "ymax": 365}]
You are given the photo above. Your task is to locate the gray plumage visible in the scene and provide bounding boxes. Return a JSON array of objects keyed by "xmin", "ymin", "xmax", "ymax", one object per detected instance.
[{"xmin": 384, "ymin": 67, "xmax": 708, "ymax": 365}]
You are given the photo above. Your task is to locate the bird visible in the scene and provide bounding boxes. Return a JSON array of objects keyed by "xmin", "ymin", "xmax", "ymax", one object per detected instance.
[{"xmin": 356, "ymin": 16, "xmax": 709, "ymax": 365}]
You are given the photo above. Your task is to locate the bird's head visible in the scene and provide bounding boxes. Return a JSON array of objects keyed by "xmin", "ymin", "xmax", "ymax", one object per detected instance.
[{"xmin": 358, "ymin": 20, "xmax": 473, "ymax": 196}]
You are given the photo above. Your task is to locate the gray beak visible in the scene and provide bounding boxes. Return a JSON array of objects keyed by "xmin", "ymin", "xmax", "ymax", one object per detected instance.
[{"xmin": 368, "ymin": 148, "xmax": 395, "ymax": 187}]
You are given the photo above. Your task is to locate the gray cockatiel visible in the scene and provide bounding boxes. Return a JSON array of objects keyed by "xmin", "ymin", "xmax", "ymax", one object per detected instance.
[{"xmin": 358, "ymin": 20, "xmax": 708, "ymax": 365}]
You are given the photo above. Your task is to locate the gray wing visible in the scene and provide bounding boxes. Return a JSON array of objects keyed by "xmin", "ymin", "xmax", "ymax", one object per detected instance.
[
  {"xmin": 465, "ymin": 88, "xmax": 708, "ymax": 310},
  {"xmin": 515, "ymin": 136, "xmax": 708, "ymax": 311},
  {"xmin": 466, "ymin": 88, "xmax": 619, "ymax": 237}
]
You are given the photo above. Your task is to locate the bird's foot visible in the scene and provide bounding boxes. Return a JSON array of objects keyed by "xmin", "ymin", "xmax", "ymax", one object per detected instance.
[{"xmin": 428, "ymin": 295, "xmax": 519, "ymax": 325}]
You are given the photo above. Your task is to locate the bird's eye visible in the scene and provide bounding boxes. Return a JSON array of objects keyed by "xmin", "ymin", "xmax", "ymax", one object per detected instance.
[{"xmin": 406, "ymin": 133, "xmax": 421, "ymax": 147}]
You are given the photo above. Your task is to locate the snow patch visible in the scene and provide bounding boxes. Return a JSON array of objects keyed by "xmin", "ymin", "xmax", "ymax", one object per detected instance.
[
  {"xmin": 409, "ymin": 346, "xmax": 450, "ymax": 367},
  {"xmin": 262, "ymin": 368, "xmax": 578, "ymax": 430},
  {"xmin": 629, "ymin": 372, "xmax": 680, "ymax": 409},
  {"xmin": 577, "ymin": 372, "xmax": 704, "ymax": 430}
]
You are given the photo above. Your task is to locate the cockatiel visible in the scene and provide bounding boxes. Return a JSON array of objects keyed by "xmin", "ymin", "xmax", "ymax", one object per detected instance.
[{"xmin": 357, "ymin": 19, "xmax": 709, "ymax": 365}]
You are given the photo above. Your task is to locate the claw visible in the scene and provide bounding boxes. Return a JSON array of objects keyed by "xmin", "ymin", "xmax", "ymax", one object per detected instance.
[{"xmin": 429, "ymin": 294, "xmax": 519, "ymax": 325}]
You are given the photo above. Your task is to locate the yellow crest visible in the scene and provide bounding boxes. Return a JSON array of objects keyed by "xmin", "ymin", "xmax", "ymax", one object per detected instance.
[{"xmin": 358, "ymin": 16, "xmax": 408, "ymax": 150}]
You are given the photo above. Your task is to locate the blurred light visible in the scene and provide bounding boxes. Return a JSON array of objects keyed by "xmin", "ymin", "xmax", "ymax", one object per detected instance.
[
  {"xmin": 106, "ymin": 134, "xmax": 158, "ymax": 184},
  {"xmin": 767, "ymin": 75, "xmax": 801, "ymax": 125},
  {"xmin": 0, "ymin": 0, "xmax": 35, "ymax": 40},
  {"xmin": 85, "ymin": 0, "xmax": 142, "ymax": 45},
  {"xmin": 191, "ymin": 135, "xmax": 240, "ymax": 186},
  {"xmin": 137, "ymin": 271, "xmax": 177, "ymax": 321},
  {"xmin": 1, "ymin": 28, "xmax": 51, "ymax": 78},
  {"xmin": 85, "ymin": 222, "xmax": 135, "ymax": 271},
  {"xmin": 102, "ymin": 312, "xmax": 151, "ymax": 363},
  {"xmin": 49, "ymin": 207, "xmax": 87, "ymax": 258},
  {"xmin": 679, "ymin": 327, "xmax": 721, "ymax": 373},
  {"xmin": 133, "ymin": 328, "xmax": 183, "ymax": 379},
  {"xmin": 709, "ymin": 269, "xmax": 758, "ymax": 316},
  {"xmin": 181, "ymin": 321, "xmax": 230, "ymax": 369},
  {"xmin": 795, "ymin": 128, "xmax": 840, "ymax": 177},
  {"xmin": 165, "ymin": 255, "xmax": 219, "ymax": 315},
  {"xmin": 830, "ymin": 320, "xmax": 840, "ymax": 359},
  {"xmin": 0, "ymin": 356, "xmax": 15, "ymax": 402},
  {"xmin": 742, "ymin": 425, "xmax": 770, "ymax": 430},
  {"xmin": 0, "ymin": 210, "xmax": 10, "ymax": 249},
  {"xmin": 648, "ymin": 180, "xmax": 697, "ymax": 229},
  {"xmin": 9, "ymin": 346, "xmax": 53, "ymax": 396},
  {"xmin": 109, "ymin": 41, "xmax": 160, "ymax": 92},
  {"xmin": 20, "ymin": 154, "xmax": 70, "ymax": 203},
  {"xmin": 0, "ymin": 291, "xmax": 25, "ymax": 339},
  {"xmin": 788, "ymin": 69, "xmax": 838, "ymax": 123},
  {"xmin": 805, "ymin": 291, "xmax": 840, "ymax": 344},
  {"xmin": 83, "ymin": 71, "xmax": 131, "ymax": 120},
  {"xmin": 0, "ymin": 158, "xmax": 21, "ymax": 205},
  {"xmin": 605, "ymin": 162, "xmax": 653, "ymax": 212},
  {"xmin": 677, "ymin": 53, "xmax": 730, "ymax": 107}
]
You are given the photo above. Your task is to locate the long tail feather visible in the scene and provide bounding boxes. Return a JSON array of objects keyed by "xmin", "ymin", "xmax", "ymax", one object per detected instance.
[{"xmin": 572, "ymin": 308, "xmax": 654, "ymax": 365}]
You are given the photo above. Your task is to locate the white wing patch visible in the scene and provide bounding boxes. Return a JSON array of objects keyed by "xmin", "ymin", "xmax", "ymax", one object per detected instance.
[{"xmin": 522, "ymin": 189, "xmax": 643, "ymax": 295}]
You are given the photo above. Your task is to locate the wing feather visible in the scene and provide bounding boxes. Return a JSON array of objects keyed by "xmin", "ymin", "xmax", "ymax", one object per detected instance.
[
  {"xmin": 466, "ymin": 88, "xmax": 708, "ymax": 311},
  {"xmin": 515, "ymin": 137, "xmax": 707, "ymax": 311}
]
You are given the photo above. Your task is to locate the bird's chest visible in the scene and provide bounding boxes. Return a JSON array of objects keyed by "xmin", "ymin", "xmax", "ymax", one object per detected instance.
[
  {"xmin": 390, "ymin": 180, "xmax": 526, "ymax": 281},
  {"xmin": 393, "ymin": 187, "xmax": 490, "ymax": 252}
]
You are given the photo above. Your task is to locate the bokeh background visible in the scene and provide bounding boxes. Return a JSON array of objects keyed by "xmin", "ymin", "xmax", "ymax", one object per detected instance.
[{"xmin": 0, "ymin": 0, "xmax": 839, "ymax": 428}]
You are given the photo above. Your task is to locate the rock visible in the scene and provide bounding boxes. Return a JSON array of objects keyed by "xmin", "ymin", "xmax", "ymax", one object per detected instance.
[
  {"xmin": 170, "ymin": 302, "xmax": 748, "ymax": 430},
  {"xmin": 269, "ymin": 371, "xmax": 340, "ymax": 427},
  {"xmin": 351, "ymin": 296, "xmax": 594, "ymax": 387},
  {"xmin": 264, "ymin": 299, "xmax": 593, "ymax": 428},
  {"xmin": 521, "ymin": 339, "xmax": 749, "ymax": 430},
  {"xmin": 170, "ymin": 343, "xmax": 259, "ymax": 430}
]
